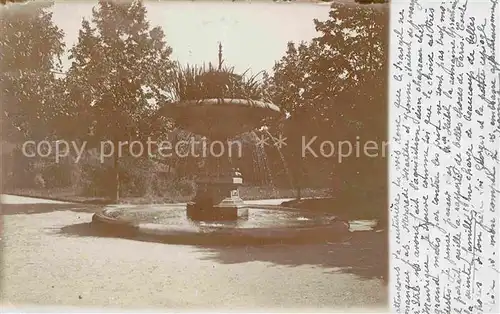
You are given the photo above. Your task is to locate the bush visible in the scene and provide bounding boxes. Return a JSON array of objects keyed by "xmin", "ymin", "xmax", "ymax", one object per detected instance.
[
  {"xmin": 77, "ymin": 163, "xmax": 114, "ymax": 197},
  {"xmin": 173, "ymin": 179, "xmax": 197, "ymax": 197},
  {"xmin": 40, "ymin": 162, "xmax": 73, "ymax": 188}
]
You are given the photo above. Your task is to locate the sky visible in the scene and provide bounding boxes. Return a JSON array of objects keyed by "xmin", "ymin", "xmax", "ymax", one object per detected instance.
[{"xmin": 49, "ymin": 1, "xmax": 332, "ymax": 75}]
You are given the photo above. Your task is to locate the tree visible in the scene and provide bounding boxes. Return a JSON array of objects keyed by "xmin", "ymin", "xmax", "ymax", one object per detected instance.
[
  {"xmin": 0, "ymin": 1, "xmax": 65, "ymax": 142},
  {"xmin": 271, "ymin": 3, "xmax": 388, "ymax": 219},
  {"xmin": 311, "ymin": 4, "xmax": 388, "ymax": 204},
  {"xmin": 273, "ymin": 3, "xmax": 387, "ymax": 125},
  {"xmin": 66, "ymin": 0, "xmax": 175, "ymax": 201},
  {"xmin": 0, "ymin": 1, "xmax": 65, "ymax": 189}
]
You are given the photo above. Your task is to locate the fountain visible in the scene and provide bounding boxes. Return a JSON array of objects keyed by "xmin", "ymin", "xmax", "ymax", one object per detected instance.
[
  {"xmin": 91, "ymin": 46, "xmax": 350, "ymax": 244},
  {"xmin": 167, "ymin": 97, "xmax": 282, "ymax": 221}
]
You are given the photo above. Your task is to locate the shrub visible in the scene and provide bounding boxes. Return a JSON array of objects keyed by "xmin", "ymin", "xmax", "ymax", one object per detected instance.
[
  {"xmin": 33, "ymin": 173, "xmax": 46, "ymax": 189},
  {"xmin": 173, "ymin": 179, "xmax": 197, "ymax": 197},
  {"xmin": 40, "ymin": 162, "xmax": 73, "ymax": 188},
  {"xmin": 75, "ymin": 163, "xmax": 114, "ymax": 197}
]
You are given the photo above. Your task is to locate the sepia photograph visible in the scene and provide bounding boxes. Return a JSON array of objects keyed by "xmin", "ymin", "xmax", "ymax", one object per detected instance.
[{"xmin": 1, "ymin": 0, "xmax": 389, "ymax": 311}]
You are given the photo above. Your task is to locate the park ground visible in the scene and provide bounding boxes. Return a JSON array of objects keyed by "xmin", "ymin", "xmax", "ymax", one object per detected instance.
[{"xmin": 1, "ymin": 195, "xmax": 387, "ymax": 312}]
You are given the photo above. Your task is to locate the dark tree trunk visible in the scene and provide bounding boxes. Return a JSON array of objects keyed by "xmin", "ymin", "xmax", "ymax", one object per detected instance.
[{"xmin": 112, "ymin": 139, "xmax": 120, "ymax": 202}]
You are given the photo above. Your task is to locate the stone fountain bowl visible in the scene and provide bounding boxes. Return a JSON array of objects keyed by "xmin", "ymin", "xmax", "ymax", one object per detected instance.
[
  {"xmin": 91, "ymin": 204, "xmax": 351, "ymax": 245},
  {"xmin": 158, "ymin": 98, "xmax": 283, "ymax": 141}
]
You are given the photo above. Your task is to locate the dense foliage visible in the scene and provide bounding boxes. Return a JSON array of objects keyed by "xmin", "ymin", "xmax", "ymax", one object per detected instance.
[
  {"xmin": 0, "ymin": 1, "xmax": 65, "ymax": 141},
  {"xmin": 271, "ymin": 3, "xmax": 388, "ymax": 217},
  {"xmin": 65, "ymin": 0, "xmax": 174, "ymax": 142},
  {"xmin": 63, "ymin": 0, "xmax": 175, "ymax": 199}
]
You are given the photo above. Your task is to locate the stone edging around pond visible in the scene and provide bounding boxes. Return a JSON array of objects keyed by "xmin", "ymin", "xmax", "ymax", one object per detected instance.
[{"xmin": 90, "ymin": 206, "xmax": 351, "ymax": 245}]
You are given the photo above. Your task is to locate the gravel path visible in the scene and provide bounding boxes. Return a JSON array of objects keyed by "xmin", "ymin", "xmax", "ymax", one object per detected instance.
[{"xmin": 1, "ymin": 195, "xmax": 387, "ymax": 312}]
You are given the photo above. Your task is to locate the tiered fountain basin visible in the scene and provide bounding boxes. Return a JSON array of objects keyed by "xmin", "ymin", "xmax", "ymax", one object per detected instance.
[
  {"xmin": 157, "ymin": 98, "xmax": 286, "ymax": 222},
  {"xmin": 162, "ymin": 98, "xmax": 282, "ymax": 141},
  {"xmin": 91, "ymin": 204, "xmax": 350, "ymax": 245}
]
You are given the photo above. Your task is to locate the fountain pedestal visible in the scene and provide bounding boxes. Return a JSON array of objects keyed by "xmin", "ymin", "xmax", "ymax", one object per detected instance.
[{"xmin": 186, "ymin": 169, "xmax": 249, "ymax": 221}]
